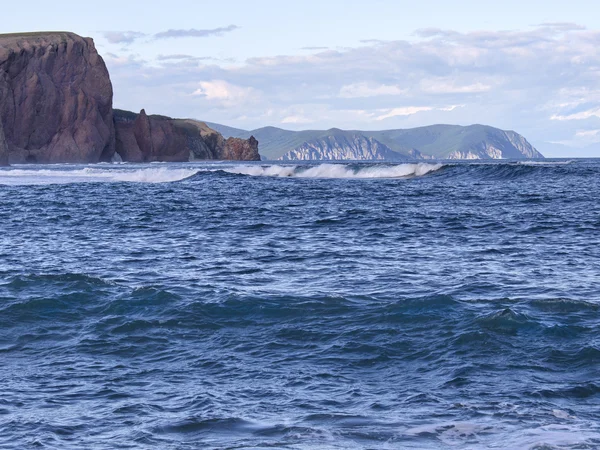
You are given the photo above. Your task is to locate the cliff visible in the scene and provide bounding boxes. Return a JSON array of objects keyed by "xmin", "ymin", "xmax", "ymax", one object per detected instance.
[
  {"xmin": 281, "ymin": 132, "xmax": 406, "ymax": 161},
  {"xmin": 0, "ymin": 32, "xmax": 114, "ymax": 163},
  {"xmin": 114, "ymin": 109, "xmax": 260, "ymax": 162},
  {"xmin": 208, "ymin": 123, "xmax": 544, "ymax": 161},
  {"xmin": 0, "ymin": 119, "xmax": 8, "ymax": 166}
]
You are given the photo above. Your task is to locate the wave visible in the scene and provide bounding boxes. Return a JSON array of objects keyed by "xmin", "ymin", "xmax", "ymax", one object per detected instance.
[
  {"xmin": 221, "ymin": 163, "xmax": 444, "ymax": 178},
  {"xmin": 0, "ymin": 159, "xmax": 580, "ymax": 185},
  {"xmin": 0, "ymin": 167, "xmax": 200, "ymax": 185}
]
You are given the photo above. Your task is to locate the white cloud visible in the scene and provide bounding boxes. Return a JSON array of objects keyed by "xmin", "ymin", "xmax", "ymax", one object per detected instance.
[
  {"xmin": 339, "ymin": 82, "xmax": 407, "ymax": 98},
  {"xmin": 192, "ymin": 80, "xmax": 256, "ymax": 106},
  {"xmin": 421, "ymin": 80, "xmax": 492, "ymax": 94},
  {"xmin": 550, "ymin": 107, "xmax": 600, "ymax": 121},
  {"xmin": 374, "ymin": 105, "xmax": 462, "ymax": 121},
  {"xmin": 103, "ymin": 31, "xmax": 146, "ymax": 45},
  {"xmin": 281, "ymin": 115, "xmax": 313, "ymax": 124},
  {"xmin": 154, "ymin": 26, "xmax": 239, "ymax": 40},
  {"xmin": 575, "ymin": 129, "xmax": 600, "ymax": 137},
  {"xmin": 375, "ymin": 107, "xmax": 434, "ymax": 120}
]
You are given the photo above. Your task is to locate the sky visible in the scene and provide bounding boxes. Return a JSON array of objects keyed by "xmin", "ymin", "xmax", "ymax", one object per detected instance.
[{"xmin": 6, "ymin": 0, "xmax": 600, "ymax": 156}]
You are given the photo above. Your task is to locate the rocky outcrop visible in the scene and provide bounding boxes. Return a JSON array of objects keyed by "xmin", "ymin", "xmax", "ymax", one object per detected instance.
[
  {"xmin": 280, "ymin": 133, "xmax": 406, "ymax": 161},
  {"xmin": 114, "ymin": 109, "xmax": 260, "ymax": 162},
  {"xmin": 0, "ymin": 32, "xmax": 114, "ymax": 163},
  {"xmin": 223, "ymin": 136, "xmax": 260, "ymax": 160}
]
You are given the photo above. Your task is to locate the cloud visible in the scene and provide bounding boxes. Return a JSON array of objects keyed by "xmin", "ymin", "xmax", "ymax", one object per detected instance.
[
  {"xmin": 375, "ymin": 107, "xmax": 434, "ymax": 120},
  {"xmin": 282, "ymin": 115, "xmax": 313, "ymax": 124},
  {"xmin": 302, "ymin": 46, "xmax": 329, "ymax": 51},
  {"xmin": 421, "ymin": 80, "xmax": 492, "ymax": 94},
  {"xmin": 192, "ymin": 80, "xmax": 257, "ymax": 107},
  {"xmin": 103, "ymin": 31, "xmax": 146, "ymax": 45},
  {"xmin": 103, "ymin": 26, "xmax": 239, "ymax": 45},
  {"xmin": 575, "ymin": 129, "xmax": 600, "ymax": 137},
  {"xmin": 154, "ymin": 25, "xmax": 239, "ymax": 40},
  {"xmin": 551, "ymin": 107, "xmax": 600, "ymax": 121},
  {"xmin": 103, "ymin": 24, "xmax": 600, "ymax": 149},
  {"xmin": 156, "ymin": 55, "xmax": 237, "ymax": 65},
  {"xmin": 339, "ymin": 82, "xmax": 407, "ymax": 98},
  {"xmin": 413, "ymin": 28, "xmax": 459, "ymax": 39},
  {"xmin": 538, "ymin": 22, "xmax": 586, "ymax": 32},
  {"xmin": 548, "ymin": 128, "xmax": 600, "ymax": 148},
  {"xmin": 374, "ymin": 105, "xmax": 462, "ymax": 121},
  {"xmin": 103, "ymin": 52, "xmax": 146, "ymax": 68},
  {"xmin": 156, "ymin": 54, "xmax": 196, "ymax": 61}
]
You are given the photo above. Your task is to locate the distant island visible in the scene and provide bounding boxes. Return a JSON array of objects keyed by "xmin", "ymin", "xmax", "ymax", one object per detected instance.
[
  {"xmin": 0, "ymin": 31, "xmax": 542, "ymax": 166},
  {"xmin": 206, "ymin": 123, "xmax": 543, "ymax": 161}
]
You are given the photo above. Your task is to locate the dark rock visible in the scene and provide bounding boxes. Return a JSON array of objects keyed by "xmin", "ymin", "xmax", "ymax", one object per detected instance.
[
  {"xmin": 0, "ymin": 32, "xmax": 115, "ymax": 163},
  {"xmin": 0, "ymin": 119, "xmax": 8, "ymax": 166}
]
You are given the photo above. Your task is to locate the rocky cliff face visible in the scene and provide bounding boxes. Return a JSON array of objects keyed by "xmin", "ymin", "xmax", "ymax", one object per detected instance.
[
  {"xmin": 0, "ymin": 32, "xmax": 114, "ymax": 163},
  {"xmin": 0, "ymin": 120, "xmax": 8, "ymax": 166},
  {"xmin": 114, "ymin": 109, "xmax": 189, "ymax": 162},
  {"xmin": 114, "ymin": 109, "xmax": 260, "ymax": 162},
  {"xmin": 502, "ymin": 130, "xmax": 543, "ymax": 159},
  {"xmin": 446, "ymin": 131, "xmax": 543, "ymax": 160},
  {"xmin": 280, "ymin": 134, "xmax": 406, "ymax": 161}
]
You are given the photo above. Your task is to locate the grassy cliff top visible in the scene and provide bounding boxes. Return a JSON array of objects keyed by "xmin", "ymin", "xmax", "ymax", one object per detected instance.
[{"xmin": 0, "ymin": 32, "xmax": 84, "ymax": 45}]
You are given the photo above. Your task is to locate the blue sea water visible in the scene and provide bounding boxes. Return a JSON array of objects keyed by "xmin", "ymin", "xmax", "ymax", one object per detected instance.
[{"xmin": 0, "ymin": 160, "xmax": 599, "ymax": 449}]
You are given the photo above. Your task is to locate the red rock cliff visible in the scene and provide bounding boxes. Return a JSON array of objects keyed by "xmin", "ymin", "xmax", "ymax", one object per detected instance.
[
  {"xmin": 0, "ymin": 32, "xmax": 115, "ymax": 163},
  {"xmin": 114, "ymin": 109, "xmax": 260, "ymax": 162}
]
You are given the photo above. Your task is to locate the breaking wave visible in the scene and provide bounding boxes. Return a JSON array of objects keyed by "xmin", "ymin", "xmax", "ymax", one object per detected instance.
[
  {"xmin": 0, "ymin": 160, "xmax": 581, "ymax": 185},
  {"xmin": 221, "ymin": 163, "xmax": 444, "ymax": 178},
  {"xmin": 0, "ymin": 167, "xmax": 201, "ymax": 185}
]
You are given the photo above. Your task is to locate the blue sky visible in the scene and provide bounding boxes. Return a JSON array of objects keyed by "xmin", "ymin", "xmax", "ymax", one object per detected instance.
[{"xmin": 7, "ymin": 0, "xmax": 600, "ymax": 156}]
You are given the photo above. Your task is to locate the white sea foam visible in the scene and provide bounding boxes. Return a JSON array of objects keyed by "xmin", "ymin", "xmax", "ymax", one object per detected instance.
[
  {"xmin": 222, "ymin": 163, "xmax": 444, "ymax": 179},
  {"xmin": 518, "ymin": 160, "xmax": 575, "ymax": 166},
  {"xmin": 0, "ymin": 167, "xmax": 200, "ymax": 185}
]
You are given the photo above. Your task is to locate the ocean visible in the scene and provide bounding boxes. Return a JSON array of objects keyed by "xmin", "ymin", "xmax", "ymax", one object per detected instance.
[{"xmin": 0, "ymin": 160, "xmax": 598, "ymax": 449}]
